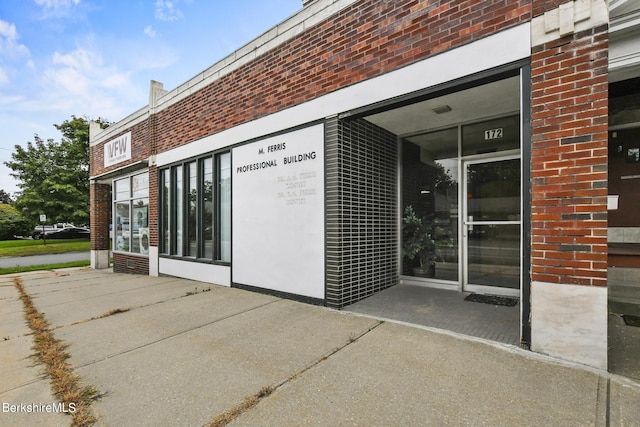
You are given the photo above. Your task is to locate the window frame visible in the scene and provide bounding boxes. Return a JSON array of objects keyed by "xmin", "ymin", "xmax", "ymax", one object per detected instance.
[
  {"xmin": 112, "ymin": 171, "xmax": 150, "ymax": 257},
  {"xmin": 159, "ymin": 150, "xmax": 231, "ymax": 265}
]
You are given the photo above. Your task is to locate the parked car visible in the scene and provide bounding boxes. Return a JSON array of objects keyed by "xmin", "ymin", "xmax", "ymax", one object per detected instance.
[
  {"xmin": 32, "ymin": 223, "xmax": 75, "ymax": 239},
  {"xmin": 41, "ymin": 226, "xmax": 90, "ymax": 240}
]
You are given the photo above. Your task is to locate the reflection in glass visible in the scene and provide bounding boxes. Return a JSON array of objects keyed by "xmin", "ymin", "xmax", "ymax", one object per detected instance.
[
  {"xmin": 466, "ymin": 159, "xmax": 521, "ymax": 221},
  {"xmin": 465, "ymin": 157, "xmax": 521, "ymax": 289},
  {"xmin": 115, "ymin": 202, "xmax": 130, "ymax": 252},
  {"xmin": 187, "ymin": 162, "xmax": 198, "ymax": 257},
  {"xmin": 132, "ymin": 173, "xmax": 149, "ymax": 198},
  {"xmin": 174, "ymin": 166, "xmax": 183, "ymax": 256},
  {"xmin": 202, "ymin": 157, "xmax": 213, "ymax": 259},
  {"xmin": 161, "ymin": 169, "xmax": 170, "ymax": 254},
  {"xmin": 467, "ymin": 224, "xmax": 520, "ymax": 288},
  {"xmin": 402, "ymin": 128, "xmax": 459, "ymax": 281},
  {"xmin": 131, "ymin": 198, "xmax": 149, "ymax": 254},
  {"xmin": 219, "ymin": 153, "xmax": 231, "ymax": 262},
  {"xmin": 115, "ymin": 178, "xmax": 130, "ymax": 201}
]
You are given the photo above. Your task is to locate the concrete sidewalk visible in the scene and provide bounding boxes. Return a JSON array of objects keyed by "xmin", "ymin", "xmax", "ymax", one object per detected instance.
[
  {"xmin": 0, "ymin": 251, "xmax": 90, "ymax": 268},
  {"xmin": 1, "ymin": 268, "xmax": 639, "ymax": 426}
]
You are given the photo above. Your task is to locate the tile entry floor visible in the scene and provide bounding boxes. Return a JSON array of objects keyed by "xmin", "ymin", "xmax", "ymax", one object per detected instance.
[{"xmin": 344, "ymin": 284, "xmax": 521, "ymax": 347}]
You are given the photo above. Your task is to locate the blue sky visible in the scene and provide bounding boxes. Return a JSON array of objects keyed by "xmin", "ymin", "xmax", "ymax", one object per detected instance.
[{"xmin": 0, "ymin": 0, "xmax": 301, "ymax": 195}]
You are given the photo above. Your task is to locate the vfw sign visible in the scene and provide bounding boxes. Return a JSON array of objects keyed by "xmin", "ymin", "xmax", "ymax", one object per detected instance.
[{"xmin": 104, "ymin": 132, "xmax": 132, "ymax": 167}]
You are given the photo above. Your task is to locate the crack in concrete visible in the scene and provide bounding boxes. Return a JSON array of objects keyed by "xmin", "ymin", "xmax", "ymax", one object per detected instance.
[
  {"xmin": 71, "ymin": 299, "xmax": 282, "ymax": 370},
  {"xmin": 207, "ymin": 320, "xmax": 384, "ymax": 427}
]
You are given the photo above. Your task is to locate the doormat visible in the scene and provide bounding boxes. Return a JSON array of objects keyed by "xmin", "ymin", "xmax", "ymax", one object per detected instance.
[
  {"xmin": 623, "ymin": 315, "xmax": 640, "ymax": 327},
  {"xmin": 464, "ymin": 293, "xmax": 518, "ymax": 307}
]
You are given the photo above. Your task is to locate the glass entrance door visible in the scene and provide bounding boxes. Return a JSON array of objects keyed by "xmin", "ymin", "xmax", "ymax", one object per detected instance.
[{"xmin": 463, "ymin": 156, "xmax": 521, "ymax": 294}]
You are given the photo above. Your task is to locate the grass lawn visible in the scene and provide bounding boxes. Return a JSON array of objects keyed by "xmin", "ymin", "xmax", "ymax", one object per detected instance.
[
  {"xmin": 0, "ymin": 239, "xmax": 92, "ymax": 274},
  {"xmin": 0, "ymin": 260, "xmax": 91, "ymax": 275},
  {"xmin": 0, "ymin": 238, "xmax": 90, "ymax": 257}
]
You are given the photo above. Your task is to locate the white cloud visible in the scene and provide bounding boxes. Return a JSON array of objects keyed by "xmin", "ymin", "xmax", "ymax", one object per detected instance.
[
  {"xmin": 33, "ymin": 0, "xmax": 82, "ymax": 19},
  {"xmin": 0, "ymin": 68, "xmax": 8, "ymax": 86},
  {"xmin": 144, "ymin": 25, "xmax": 156, "ymax": 38},
  {"xmin": 0, "ymin": 20, "xmax": 17, "ymax": 39},
  {"xmin": 53, "ymin": 48, "xmax": 99, "ymax": 69},
  {"xmin": 0, "ymin": 19, "xmax": 30, "ymax": 59},
  {"xmin": 34, "ymin": 0, "xmax": 80, "ymax": 9},
  {"xmin": 155, "ymin": 0, "xmax": 184, "ymax": 22},
  {"xmin": 40, "ymin": 46, "xmax": 138, "ymax": 120}
]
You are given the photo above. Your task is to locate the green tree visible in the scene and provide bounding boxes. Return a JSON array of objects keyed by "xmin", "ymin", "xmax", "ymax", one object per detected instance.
[
  {"xmin": 0, "ymin": 189, "xmax": 13, "ymax": 204},
  {"xmin": 4, "ymin": 116, "xmax": 110, "ymax": 225},
  {"xmin": 0, "ymin": 204, "xmax": 31, "ymax": 240}
]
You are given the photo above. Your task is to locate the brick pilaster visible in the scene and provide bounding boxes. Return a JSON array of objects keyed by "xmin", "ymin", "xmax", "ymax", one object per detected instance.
[
  {"xmin": 90, "ymin": 181, "xmax": 111, "ymax": 251},
  {"xmin": 530, "ymin": 6, "xmax": 609, "ymax": 286}
]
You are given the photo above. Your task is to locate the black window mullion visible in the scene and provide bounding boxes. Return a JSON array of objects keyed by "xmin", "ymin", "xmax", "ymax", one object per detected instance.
[
  {"xmin": 170, "ymin": 167, "xmax": 176, "ymax": 255},
  {"xmin": 214, "ymin": 154, "xmax": 220, "ymax": 261},
  {"xmin": 197, "ymin": 158, "xmax": 204, "ymax": 259}
]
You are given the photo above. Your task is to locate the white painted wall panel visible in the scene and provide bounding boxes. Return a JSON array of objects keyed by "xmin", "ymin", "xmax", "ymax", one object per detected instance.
[
  {"xmin": 159, "ymin": 258, "xmax": 231, "ymax": 286},
  {"xmin": 232, "ymin": 125, "xmax": 325, "ymax": 299}
]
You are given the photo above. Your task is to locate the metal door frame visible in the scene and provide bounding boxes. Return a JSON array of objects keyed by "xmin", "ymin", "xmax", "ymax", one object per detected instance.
[{"xmin": 461, "ymin": 151, "xmax": 521, "ymax": 296}]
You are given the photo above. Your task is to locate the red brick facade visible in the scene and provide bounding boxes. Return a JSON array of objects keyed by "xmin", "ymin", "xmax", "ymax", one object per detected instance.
[
  {"xmin": 113, "ymin": 254, "xmax": 150, "ymax": 275},
  {"xmin": 91, "ymin": 120, "xmax": 151, "ymax": 178},
  {"xmin": 530, "ymin": 7, "xmax": 609, "ymax": 286},
  {"xmin": 149, "ymin": 0, "xmax": 532, "ymax": 155},
  {"xmin": 148, "ymin": 165, "xmax": 158, "ymax": 247},
  {"xmin": 92, "ymin": 0, "xmax": 532, "ymax": 176},
  {"xmin": 90, "ymin": 181, "xmax": 111, "ymax": 251}
]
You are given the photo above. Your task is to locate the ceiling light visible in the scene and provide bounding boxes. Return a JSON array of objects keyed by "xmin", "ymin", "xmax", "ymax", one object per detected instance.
[{"xmin": 432, "ymin": 105, "xmax": 452, "ymax": 114}]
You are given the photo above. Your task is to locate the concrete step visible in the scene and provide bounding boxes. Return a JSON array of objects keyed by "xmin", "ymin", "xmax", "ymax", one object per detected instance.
[
  {"xmin": 609, "ymin": 268, "xmax": 640, "ymax": 287},
  {"xmin": 610, "ymin": 286, "xmax": 640, "ymax": 301},
  {"xmin": 609, "ymin": 297, "xmax": 640, "ymax": 316}
]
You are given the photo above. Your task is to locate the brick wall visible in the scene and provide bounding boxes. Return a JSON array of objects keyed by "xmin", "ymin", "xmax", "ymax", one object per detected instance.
[
  {"xmin": 148, "ymin": 165, "xmax": 158, "ymax": 247},
  {"xmin": 90, "ymin": 119, "xmax": 151, "ymax": 180},
  {"xmin": 532, "ymin": 0, "xmax": 565, "ymax": 16},
  {"xmin": 151, "ymin": 0, "xmax": 531, "ymax": 153},
  {"xmin": 91, "ymin": 0, "xmax": 532, "ymax": 209},
  {"xmin": 113, "ymin": 253, "xmax": 149, "ymax": 275},
  {"xmin": 530, "ymin": 20, "xmax": 609, "ymax": 286},
  {"xmin": 90, "ymin": 181, "xmax": 111, "ymax": 251}
]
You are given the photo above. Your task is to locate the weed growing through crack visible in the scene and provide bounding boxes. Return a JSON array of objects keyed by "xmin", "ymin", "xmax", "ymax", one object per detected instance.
[
  {"xmin": 208, "ymin": 385, "xmax": 275, "ymax": 427},
  {"xmin": 13, "ymin": 277, "xmax": 97, "ymax": 427},
  {"xmin": 95, "ymin": 308, "xmax": 130, "ymax": 319},
  {"xmin": 185, "ymin": 286, "xmax": 212, "ymax": 296}
]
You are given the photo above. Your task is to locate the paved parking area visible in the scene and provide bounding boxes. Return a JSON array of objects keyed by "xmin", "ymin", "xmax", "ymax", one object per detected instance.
[{"xmin": 1, "ymin": 268, "xmax": 639, "ymax": 426}]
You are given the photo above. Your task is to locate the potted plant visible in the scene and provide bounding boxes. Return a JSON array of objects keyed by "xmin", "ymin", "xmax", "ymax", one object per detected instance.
[{"xmin": 402, "ymin": 205, "xmax": 436, "ymax": 278}]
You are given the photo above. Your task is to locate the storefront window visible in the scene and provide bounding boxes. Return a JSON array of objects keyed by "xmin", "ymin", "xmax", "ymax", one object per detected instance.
[
  {"xmin": 160, "ymin": 152, "xmax": 230, "ymax": 263},
  {"xmin": 401, "ymin": 115, "xmax": 521, "ymax": 286},
  {"xmin": 114, "ymin": 202, "xmax": 130, "ymax": 252},
  {"xmin": 174, "ymin": 166, "xmax": 184, "ymax": 256},
  {"xmin": 113, "ymin": 172, "xmax": 149, "ymax": 255},
  {"xmin": 202, "ymin": 158, "xmax": 213, "ymax": 259},
  {"xmin": 161, "ymin": 169, "xmax": 170, "ymax": 254},
  {"xmin": 403, "ymin": 128, "xmax": 459, "ymax": 281},
  {"xmin": 187, "ymin": 161, "xmax": 198, "ymax": 257},
  {"xmin": 219, "ymin": 153, "xmax": 231, "ymax": 262}
]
